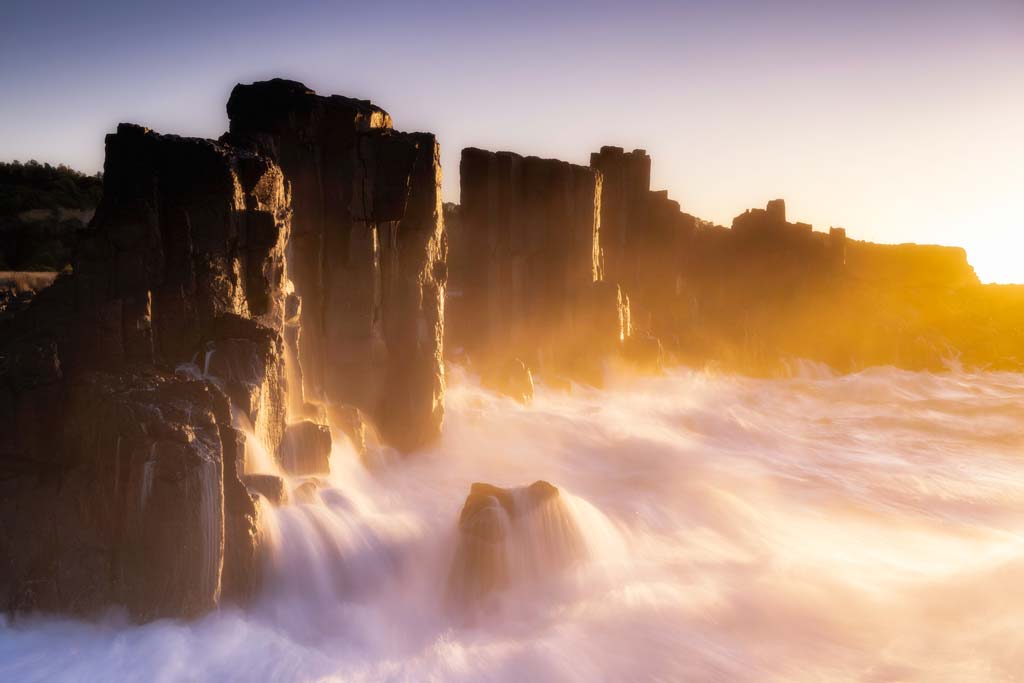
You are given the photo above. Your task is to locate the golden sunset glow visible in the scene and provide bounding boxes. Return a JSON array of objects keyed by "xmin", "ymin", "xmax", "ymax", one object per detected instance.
[{"xmin": 1, "ymin": 1, "xmax": 1022, "ymax": 681}]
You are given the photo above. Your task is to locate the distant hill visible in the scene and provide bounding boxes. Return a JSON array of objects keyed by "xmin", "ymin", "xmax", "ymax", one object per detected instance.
[{"xmin": 0, "ymin": 160, "xmax": 103, "ymax": 271}]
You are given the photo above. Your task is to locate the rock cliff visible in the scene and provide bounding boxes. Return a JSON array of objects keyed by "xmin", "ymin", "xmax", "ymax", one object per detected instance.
[
  {"xmin": 587, "ymin": 145, "xmax": 1012, "ymax": 373},
  {"xmin": 453, "ymin": 148, "xmax": 628, "ymax": 383},
  {"xmin": 0, "ymin": 125, "xmax": 290, "ymax": 618},
  {"xmin": 226, "ymin": 79, "xmax": 445, "ymax": 452}
]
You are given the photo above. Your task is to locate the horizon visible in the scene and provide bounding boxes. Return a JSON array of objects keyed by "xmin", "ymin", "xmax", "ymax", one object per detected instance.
[{"xmin": 2, "ymin": 0, "xmax": 1021, "ymax": 283}]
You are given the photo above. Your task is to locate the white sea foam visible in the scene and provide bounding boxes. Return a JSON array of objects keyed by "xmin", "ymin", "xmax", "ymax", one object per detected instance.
[{"xmin": 2, "ymin": 366, "xmax": 1023, "ymax": 682}]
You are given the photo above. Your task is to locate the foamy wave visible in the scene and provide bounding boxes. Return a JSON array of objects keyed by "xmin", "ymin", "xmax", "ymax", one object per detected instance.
[{"xmin": 2, "ymin": 367, "xmax": 1023, "ymax": 682}]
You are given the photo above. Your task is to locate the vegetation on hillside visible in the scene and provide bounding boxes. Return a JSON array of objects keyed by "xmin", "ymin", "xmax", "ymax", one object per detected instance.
[{"xmin": 0, "ymin": 160, "xmax": 103, "ymax": 271}]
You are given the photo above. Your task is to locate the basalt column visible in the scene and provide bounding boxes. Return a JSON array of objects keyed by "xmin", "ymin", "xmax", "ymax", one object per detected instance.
[
  {"xmin": 0, "ymin": 124, "xmax": 291, "ymax": 619},
  {"xmin": 590, "ymin": 146, "xmax": 696, "ymax": 340},
  {"xmin": 457, "ymin": 148, "xmax": 627, "ymax": 380},
  {"xmin": 226, "ymin": 79, "xmax": 445, "ymax": 452},
  {"xmin": 589, "ymin": 146, "xmax": 651, "ymax": 291}
]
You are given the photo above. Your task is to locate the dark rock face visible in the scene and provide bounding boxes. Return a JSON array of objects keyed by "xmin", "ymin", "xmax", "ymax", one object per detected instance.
[
  {"xmin": 0, "ymin": 125, "xmax": 290, "ymax": 619},
  {"xmin": 242, "ymin": 474, "xmax": 288, "ymax": 506},
  {"xmin": 454, "ymin": 147, "xmax": 626, "ymax": 380},
  {"xmin": 589, "ymin": 146, "xmax": 652, "ymax": 293},
  {"xmin": 442, "ymin": 202, "xmax": 470, "ymax": 358},
  {"xmin": 0, "ymin": 369, "xmax": 228, "ymax": 619},
  {"xmin": 226, "ymin": 79, "xmax": 446, "ymax": 452},
  {"xmin": 280, "ymin": 420, "xmax": 332, "ymax": 475},
  {"xmin": 590, "ymin": 147, "xmax": 695, "ymax": 339},
  {"xmin": 213, "ymin": 394, "xmax": 261, "ymax": 604},
  {"xmin": 448, "ymin": 480, "xmax": 585, "ymax": 608},
  {"xmin": 202, "ymin": 319, "xmax": 287, "ymax": 462},
  {"xmin": 86, "ymin": 124, "xmax": 289, "ymax": 370}
]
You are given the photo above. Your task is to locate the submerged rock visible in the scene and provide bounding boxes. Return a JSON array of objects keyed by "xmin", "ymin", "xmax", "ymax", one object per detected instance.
[
  {"xmin": 291, "ymin": 479, "xmax": 326, "ymax": 505},
  {"xmin": 243, "ymin": 474, "xmax": 288, "ymax": 506},
  {"xmin": 447, "ymin": 480, "xmax": 586, "ymax": 609},
  {"xmin": 481, "ymin": 358, "xmax": 535, "ymax": 404}
]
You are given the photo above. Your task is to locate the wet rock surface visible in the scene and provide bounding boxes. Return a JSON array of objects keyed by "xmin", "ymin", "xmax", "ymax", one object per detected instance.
[
  {"xmin": 587, "ymin": 147, "xmax": 1016, "ymax": 373},
  {"xmin": 280, "ymin": 420, "xmax": 332, "ymax": 475},
  {"xmin": 243, "ymin": 474, "xmax": 289, "ymax": 506},
  {"xmin": 227, "ymin": 79, "xmax": 446, "ymax": 453},
  {"xmin": 448, "ymin": 480, "xmax": 586, "ymax": 608}
]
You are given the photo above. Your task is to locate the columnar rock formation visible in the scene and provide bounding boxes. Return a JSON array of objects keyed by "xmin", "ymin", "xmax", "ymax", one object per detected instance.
[
  {"xmin": 589, "ymin": 147, "xmax": 698, "ymax": 337},
  {"xmin": 585, "ymin": 145, "xmax": 1008, "ymax": 371},
  {"xmin": 0, "ymin": 125, "xmax": 290, "ymax": 618},
  {"xmin": 589, "ymin": 146, "xmax": 652, "ymax": 293},
  {"xmin": 452, "ymin": 142, "xmax": 1013, "ymax": 375},
  {"xmin": 226, "ymin": 79, "xmax": 446, "ymax": 451},
  {"xmin": 1, "ymin": 78, "xmax": 1021, "ymax": 626},
  {"xmin": 0, "ymin": 79, "xmax": 452, "ymax": 621},
  {"xmin": 453, "ymin": 148, "xmax": 628, "ymax": 381}
]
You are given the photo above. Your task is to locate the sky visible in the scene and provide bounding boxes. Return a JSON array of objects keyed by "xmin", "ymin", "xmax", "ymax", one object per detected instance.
[{"xmin": 1, "ymin": 0, "xmax": 1021, "ymax": 283}]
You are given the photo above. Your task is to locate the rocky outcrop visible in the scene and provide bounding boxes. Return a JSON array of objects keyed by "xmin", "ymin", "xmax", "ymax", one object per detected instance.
[
  {"xmin": 590, "ymin": 147, "xmax": 697, "ymax": 338},
  {"xmin": 589, "ymin": 146, "xmax": 652, "ymax": 292},
  {"xmin": 0, "ymin": 369, "xmax": 237, "ymax": 619},
  {"xmin": 586, "ymin": 148, "xmax": 1009, "ymax": 372},
  {"xmin": 845, "ymin": 240, "xmax": 978, "ymax": 289},
  {"xmin": 202, "ymin": 318, "xmax": 287, "ymax": 463},
  {"xmin": 226, "ymin": 79, "xmax": 446, "ymax": 452},
  {"xmin": 454, "ymin": 148, "xmax": 626, "ymax": 381},
  {"xmin": 280, "ymin": 420, "xmax": 332, "ymax": 475},
  {"xmin": 242, "ymin": 474, "xmax": 289, "ymax": 506},
  {"xmin": 447, "ymin": 481, "xmax": 586, "ymax": 608},
  {"xmin": 328, "ymin": 404, "xmax": 369, "ymax": 456},
  {"xmin": 209, "ymin": 383, "xmax": 261, "ymax": 604},
  {"xmin": 0, "ymin": 125, "xmax": 290, "ymax": 619}
]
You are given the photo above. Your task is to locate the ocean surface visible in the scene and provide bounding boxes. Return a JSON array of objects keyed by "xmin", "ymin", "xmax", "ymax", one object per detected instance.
[{"xmin": 3, "ymin": 365, "xmax": 1023, "ymax": 682}]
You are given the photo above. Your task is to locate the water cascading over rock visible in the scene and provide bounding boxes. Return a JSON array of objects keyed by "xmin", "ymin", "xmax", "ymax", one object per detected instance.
[
  {"xmin": 447, "ymin": 481, "xmax": 587, "ymax": 609},
  {"xmin": 225, "ymin": 79, "xmax": 446, "ymax": 452}
]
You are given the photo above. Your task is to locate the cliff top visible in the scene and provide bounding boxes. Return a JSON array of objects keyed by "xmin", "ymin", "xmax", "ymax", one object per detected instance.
[{"xmin": 227, "ymin": 78, "xmax": 392, "ymax": 134}]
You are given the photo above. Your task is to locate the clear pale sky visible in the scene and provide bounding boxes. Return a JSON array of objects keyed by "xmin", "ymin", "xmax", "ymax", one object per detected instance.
[{"xmin": 2, "ymin": 0, "xmax": 1020, "ymax": 282}]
